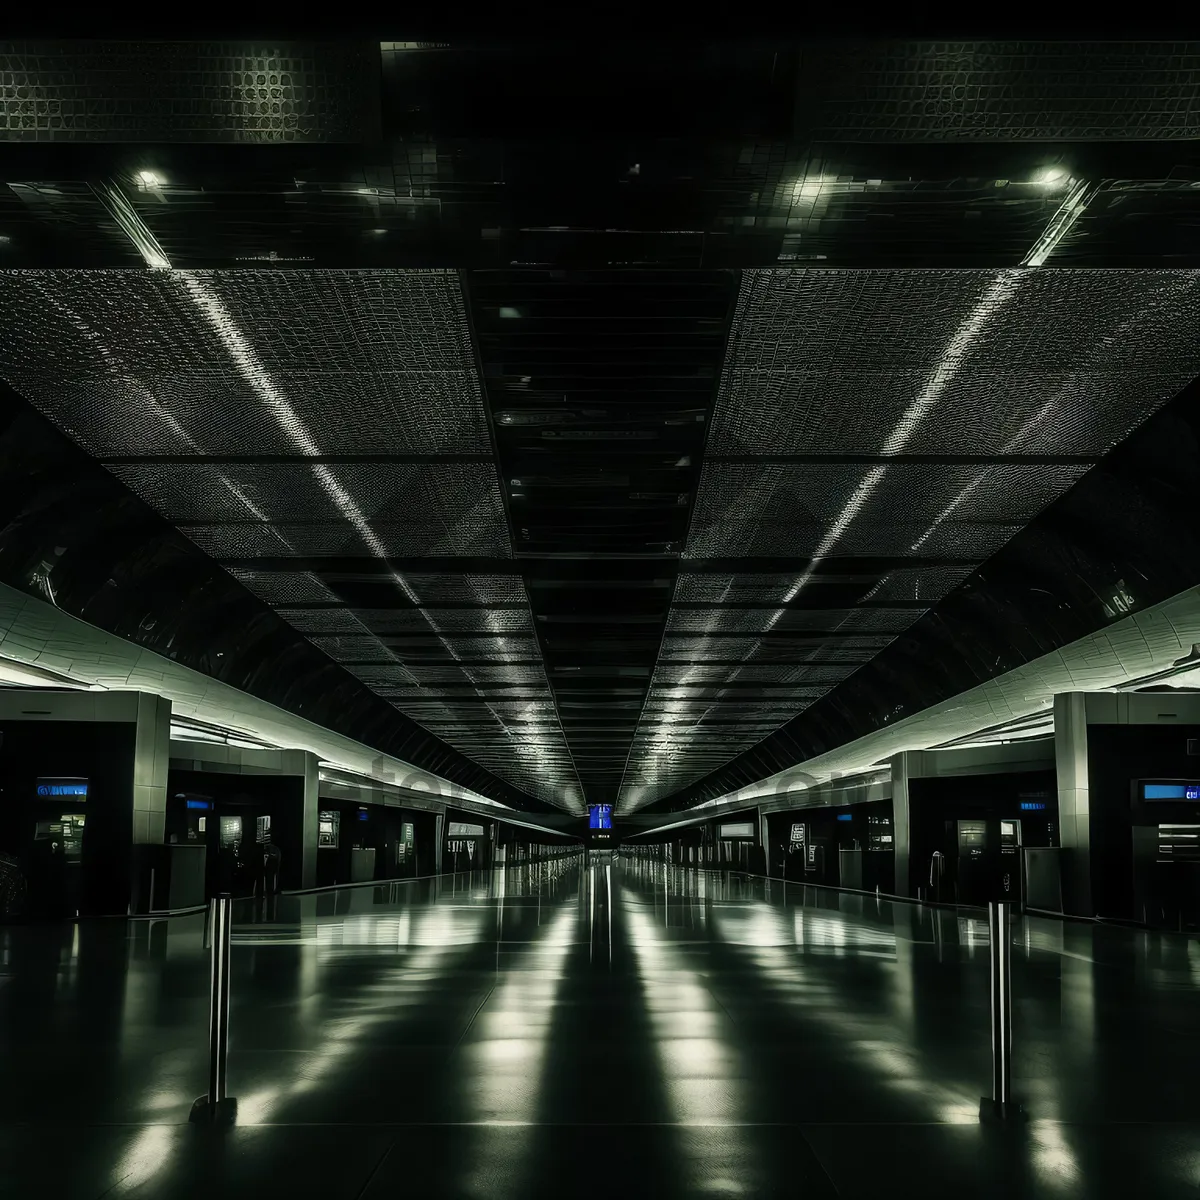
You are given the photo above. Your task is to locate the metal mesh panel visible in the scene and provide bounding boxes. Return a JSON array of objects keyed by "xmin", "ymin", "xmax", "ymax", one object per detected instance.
[
  {"xmin": 724, "ymin": 270, "xmax": 1200, "ymax": 376},
  {"xmin": 674, "ymin": 568, "xmax": 973, "ymax": 605},
  {"xmin": 342, "ymin": 664, "xmax": 421, "ymax": 687},
  {"xmin": 799, "ymin": 42, "xmax": 1200, "ymax": 142},
  {"xmin": 660, "ymin": 636, "xmax": 894, "ymax": 662},
  {"xmin": 708, "ymin": 369, "xmax": 1197, "ymax": 457},
  {"xmin": 371, "ymin": 608, "xmax": 533, "ymax": 634},
  {"xmin": 180, "ymin": 513, "xmax": 511, "ymax": 559},
  {"xmin": 111, "ymin": 461, "xmax": 509, "ymax": 552},
  {"xmin": 308, "ymin": 636, "xmax": 399, "ymax": 661},
  {"xmin": 0, "ymin": 41, "xmax": 376, "ymax": 143},
  {"xmin": 399, "ymin": 576, "xmax": 529, "ymax": 605},
  {"xmin": 5, "ymin": 374, "xmax": 490, "ymax": 458},
  {"xmin": 281, "ymin": 609, "xmax": 372, "ymax": 635},
  {"xmin": 686, "ymin": 461, "xmax": 1086, "ymax": 559},
  {"xmin": 665, "ymin": 607, "xmax": 923, "ymax": 635},
  {"xmin": 226, "ymin": 568, "xmax": 340, "ymax": 605},
  {"xmin": 859, "ymin": 568, "xmax": 976, "ymax": 602},
  {"xmin": 0, "ymin": 271, "xmax": 490, "ymax": 456},
  {"xmin": 687, "ymin": 520, "xmax": 1026, "ymax": 560},
  {"xmin": 651, "ymin": 663, "xmax": 855, "ymax": 685}
]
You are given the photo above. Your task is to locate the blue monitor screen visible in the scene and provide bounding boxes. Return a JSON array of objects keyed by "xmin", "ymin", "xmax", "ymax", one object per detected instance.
[
  {"xmin": 1020, "ymin": 801, "xmax": 1046, "ymax": 811},
  {"xmin": 1143, "ymin": 783, "xmax": 1200, "ymax": 801},
  {"xmin": 36, "ymin": 779, "xmax": 88, "ymax": 798},
  {"xmin": 185, "ymin": 799, "xmax": 211, "ymax": 811},
  {"xmin": 589, "ymin": 805, "xmax": 612, "ymax": 830},
  {"xmin": 836, "ymin": 813, "xmax": 853, "ymax": 822},
  {"xmin": 358, "ymin": 810, "xmax": 369, "ymax": 821}
]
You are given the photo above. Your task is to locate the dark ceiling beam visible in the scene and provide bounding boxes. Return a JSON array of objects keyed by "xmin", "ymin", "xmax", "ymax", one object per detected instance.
[
  {"xmin": 221, "ymin": 555, "xmax": 980, "ymax": 575},
  {"xmin": 100, "ymin": 453, "xmax": 1097, "ymax": 467},
  {"xmin": 668, "ymin": 600, "xmax": 933, "ymax": 610},
  {"xmin": 274, "ymin": 601, "xmax": 531, "ymax": 611},
  {"xmin": 705, "ymin": 454, "xmax": 1099, "ymax": 466},
  {"xmin": 100, "ymin": 455, "xmax": 495, "ymax": 466}
]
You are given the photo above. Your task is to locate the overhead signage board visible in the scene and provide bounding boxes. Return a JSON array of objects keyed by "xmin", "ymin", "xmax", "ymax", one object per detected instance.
[
  {"xmin": 589, "ymin": 805, "xmax": 612, "ymax": 830},
  {"xmin": 718, "ymin": 822, "xmax": 754, "ymax": 840},
  {"xmin": 448, "ymin": 821, "xmax": 484, "ymax": 838},
  {"xmin": 36, "ymin": 778, "xmax": 88, "ymax": 799}
]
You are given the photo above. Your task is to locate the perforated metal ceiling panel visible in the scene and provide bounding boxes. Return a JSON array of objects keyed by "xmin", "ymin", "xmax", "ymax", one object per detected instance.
[
  {"xmin": 0, "ymin": 41, "xmax": 377, "ymax": 143},
  {"xmin": 0, "ymin": 268, "xmax": 581, "ymax": 810},
  {"xmin": 618, "ymin": 267, "xmax": 1200, "ymax": 810},
  {"xmin": 798, "ymin": 42, "xmax": 1200, "ymax": 142}
]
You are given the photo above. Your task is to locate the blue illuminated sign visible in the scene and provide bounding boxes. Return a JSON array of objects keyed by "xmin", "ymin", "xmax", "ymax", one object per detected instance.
[
  {"xmin": 1143, "ymin": 783, "xmax": 1200, "ymax": 801},
  {"xmin": 589, "ymin": 805, "xmax": 612, "ymax": 830},
  {"xmin": 836, "ymin": 813, "xmax": 853, "ymax": 822},
  {"xmin": 1019, "ymin": 801, "xmax": 1046, "ymax": 811},
  {"xmin": 358, "ymin": 810, "xmax": 369, "ymax": 821},
  {"xmin": 36, "ymin": 779, "xmax": 88, "ymax": 798},
  {"xmin": 185, "ymin": 799, "xmax": 211, "ymax": 811}
]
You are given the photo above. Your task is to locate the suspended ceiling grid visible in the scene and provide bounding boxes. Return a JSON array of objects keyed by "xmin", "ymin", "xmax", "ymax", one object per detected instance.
[
  {"xmin": 0, "ymin": 268, "xmax": 584, "ymax": 811},
  {"xmin": 1, "ymin": 42, "xmax": 1200, "ymax": 816},
  {"xmin": 617, "ymin": 266, "xmax": 1200, "ymax": 811}
]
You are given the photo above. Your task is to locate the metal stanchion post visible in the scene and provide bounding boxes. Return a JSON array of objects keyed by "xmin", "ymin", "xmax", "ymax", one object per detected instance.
[
  {"xmin": 190, "ymin": 893, "xmax": 238, "ymax": 1125},
  {"xmin": 979, "ymin": 900, "xmax": 1025, "ymax": 1124}
]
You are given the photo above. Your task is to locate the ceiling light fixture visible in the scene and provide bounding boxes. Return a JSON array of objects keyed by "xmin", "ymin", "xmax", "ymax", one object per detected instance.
[
  {"xmin": 136, "ymin": 169, "xmax": 164, "ymax": 188},
  {"xmin": 1034, "ymin": 166, "xmax": 1070, "ymax": 189}
]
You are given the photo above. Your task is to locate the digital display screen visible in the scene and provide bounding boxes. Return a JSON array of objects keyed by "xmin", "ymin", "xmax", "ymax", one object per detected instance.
[
  {"xmin": 1020, "ymin": 801, "xmax": 1046, "ymax": 811},
  {"xmin": 185, "ymin": 799, "xmax": 210, "ymax": 811},
  {"xmin": 588, "ymin": 805, "xmax": 612, "ymax": 830},
  {"xmin": 448, "ymin": 821, "xmax": 484, "ymax": 838},
  {"xmin": 36, "ymin": 778, "xmax": 88, "ymax": 798},
  {"xmin": 358, "ymin": 809, "xmax": 369, "ymax": 821},
  {"xmin": 836, "ymin": 813, "xmax": 853, "ymax": 822},
  {"xmin": 1143, "ymin": 783, "xmax": 1200, "ymax": 801},
  {"xmin": 719, "ymin": 821, "xmax": 754, "ymax": 840}
]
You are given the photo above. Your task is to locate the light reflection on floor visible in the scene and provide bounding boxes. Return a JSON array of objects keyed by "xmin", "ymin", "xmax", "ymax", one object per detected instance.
[{"xmin": 1, "ymin": 856, "xmax": 1199, "ymax": 1198}]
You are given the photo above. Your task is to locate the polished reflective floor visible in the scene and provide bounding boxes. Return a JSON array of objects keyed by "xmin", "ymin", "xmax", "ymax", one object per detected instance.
[{"xmin": 2, "ymin": 856, "xmax": 1200, "ymax": 1197}]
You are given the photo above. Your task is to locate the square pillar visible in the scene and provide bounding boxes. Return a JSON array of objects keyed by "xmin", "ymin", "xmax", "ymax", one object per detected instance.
[
  {"xmin": 290, "ymin": 750, "xmax": 320, "ymax": 891},
  {"xmin": 890, "ymin": 751, "xmax": 914, "ymax": 898},
  {"xmin": 132, "ymin": 692, "xmax": 171, "ymax": 845},
  {"xmin": 1054, "ymin": 692, "xmax": 1092, "ymax": 916}
]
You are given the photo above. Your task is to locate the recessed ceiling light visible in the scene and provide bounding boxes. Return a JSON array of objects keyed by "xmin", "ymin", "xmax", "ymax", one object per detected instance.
[
  {"xmin": 1034, "ymin": 166, "xmax": 1070, "ymax": 188},
  {"xmin": 137, "ymin": 170, "xmax": 164, "ymax": 187}
]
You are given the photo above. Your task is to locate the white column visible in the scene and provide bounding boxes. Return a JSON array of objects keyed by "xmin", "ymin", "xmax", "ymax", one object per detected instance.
[
  {"xmin": 278, "ymin": 749, "xmax": 320, "ymax": 890},
  {"xmin": 890, "ymin": 751, "xmax": 914, "ymax": 897},
  {"xmin": 132, "ymin": 692, "xmax": 171, "ymax": 844},
  {"xmin": 1054, "ymin": 692, "xmax": 1092, "ymax": 915}
]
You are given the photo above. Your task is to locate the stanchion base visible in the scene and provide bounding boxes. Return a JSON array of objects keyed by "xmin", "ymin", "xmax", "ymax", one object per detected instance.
[
  {"xmin": 979, "ymin": 1097, "xmax": 1027, "ymax": 1124},
  {"xmin": 189, "ymin": 1095, "xmax": 238, "ymax": 1126}
]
